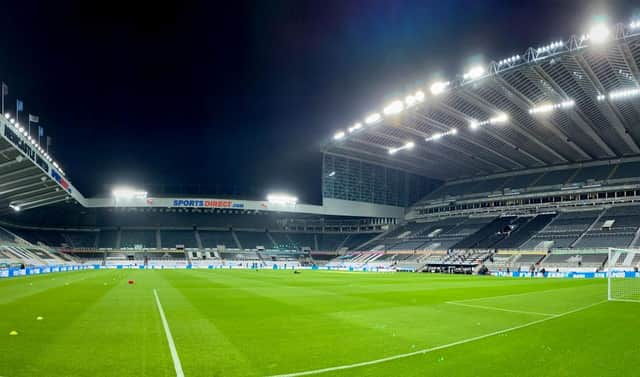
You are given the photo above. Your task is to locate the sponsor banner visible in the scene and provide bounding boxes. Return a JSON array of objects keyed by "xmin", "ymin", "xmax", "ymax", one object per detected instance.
[
  {"xmin": 172, "ymin": 199, "xmax": 245, "ymax": 209},
  {"xmin": 51, "ymin": 169, "xmax": 72, "ymax": 193},
  {"xmin": 3, "ymin": 124, "xmax": 50, "ymax": 173}
]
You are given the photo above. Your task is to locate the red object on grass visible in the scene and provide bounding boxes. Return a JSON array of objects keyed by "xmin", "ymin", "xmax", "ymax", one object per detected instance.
[{"xmin": 128, "ymin": 280, "xmax": 134, "ymax": 284}]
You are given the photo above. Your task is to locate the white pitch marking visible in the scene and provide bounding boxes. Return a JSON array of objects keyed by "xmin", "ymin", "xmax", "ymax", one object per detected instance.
[
  {"xmin": 445, "ymin": 301, "xmax": 555, "ymax": 317},
  {"xmin": 266, "ymin": 300, "xmax": 607, "ymax": 377},
  {"xmin": 451, "ymin": 285, "xmax": 587, "ymax": 304},
  {"xmin": 154, "ymin": 289, "xmax": 185, "ymax": 377}
]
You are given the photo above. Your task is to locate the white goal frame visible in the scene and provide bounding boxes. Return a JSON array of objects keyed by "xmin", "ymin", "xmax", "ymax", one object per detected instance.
[{"xmin": 608, "ymin": 247, "xmax": 640, "ymax": 302}]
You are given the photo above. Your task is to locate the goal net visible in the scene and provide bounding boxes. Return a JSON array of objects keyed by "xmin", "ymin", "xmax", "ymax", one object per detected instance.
[{"xmin": 608, "ymin": 248, "xmax": 640, "ymax": 302}]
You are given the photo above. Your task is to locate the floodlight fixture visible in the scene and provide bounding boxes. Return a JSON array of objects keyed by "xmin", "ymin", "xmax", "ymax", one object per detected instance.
[
  {"xmin": 469, "ymin": 112, "xmax": 508, "ymax": 129},
  {"xmin": 348, "ymin": 122, "xmax": 362, "ymax": 133},
  {"xmin": 607, "ymin": 88, "xmax": 640, "ymax": 101},
  {"xmin": 426, "ymin": 128, "xmax": 457, "ymax": 141},
  {"xmin": 4, "ymin": 113, "xmax": 10, "ymax": 119},
  {"xmin": 364, "ymin": 112, "xmax": 382, "ymax": 125},
  {"xmin": 383, "ymin": 100, "xmax": 404, "ymax": 115},
  {"xmin": 430, "ymin": 81, "xmax": 450, "ymax": 95},
  {"xmin": 463, "ymin": 65, "xmax": 485, "ymax": 80},
  {"xmin": 588, "ymin": 23, "xmax": 610, "ymax": 43},
  {"xmin": 112, "ymin": 187, "xmax": 148, "ymax": 200},
  {"xmin": 266, "ymin": 193, "xmax": 298, "ymax": 205},
  {"xmin": 9, "ymin": 204, "xmax": 20, "ymax": 212},
  {"xmin": 529, "ymin": 100, "xmax": 575, "ymax": 114},
  {"xmin": 388, "ymin": 141, "xmax": 414, "ymax": 154},
  {"xmin": 333, "ymin": 131, "xmax": 345, "ymax": 140}
]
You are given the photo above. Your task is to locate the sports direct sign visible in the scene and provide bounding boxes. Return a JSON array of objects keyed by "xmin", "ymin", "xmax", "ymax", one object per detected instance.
[{"xmin": 172, "ymin": 199, "xmax": 245, "ymax": 209}]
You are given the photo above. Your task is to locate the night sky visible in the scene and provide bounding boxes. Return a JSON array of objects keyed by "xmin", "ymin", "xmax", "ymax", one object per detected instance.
[{"xmin": 0, "ymin": 0, "xmax": 638, "ymax": 203}]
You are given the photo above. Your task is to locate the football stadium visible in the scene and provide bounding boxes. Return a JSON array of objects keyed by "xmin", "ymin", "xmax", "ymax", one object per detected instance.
[{"xmin": 2, "ymin": 5, "xmax": 640, "ymax": 377}]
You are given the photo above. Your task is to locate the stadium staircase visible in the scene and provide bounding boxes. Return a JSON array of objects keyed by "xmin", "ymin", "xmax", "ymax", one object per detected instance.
[
  {"xmin": 115, "ymin": 229, "xmax": 122, "ymax": 250},
  {"xmin": 570, "ymin": 209, "xmax": 606, "ymax": 247},
  {"xmin": 265, "ymin": 231, "xmax": 278, "ymax": 249},
  {"xmin": 231, "ymin": 230, "xmax": 243, "ymax": 249},
  {"xmin": 194, "ymin": 229, "xmax": 204, "ymax": 249},
  {"xmin": 155, "ymin": 229, "xmax": 162, "ymax": 250},
  {"xmin": 493, "ymin": 214, "xmax": 556, "ymax": 249},
  {"xmin": 630, "ymin": 227, "xmax": 640, "ymax": 247},
  {"xmin": 452, "ymin": 217, "xmax": 516, "ymax": 249}
]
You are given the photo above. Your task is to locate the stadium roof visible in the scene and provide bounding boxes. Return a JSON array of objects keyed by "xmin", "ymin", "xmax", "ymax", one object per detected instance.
[
  {"xmin": 324, "ymin": 19, "xmax": 640, "ymax": 181},
  {"xmin": 0, "ymin": 117, "xmax": 84, "ymax": 214}
]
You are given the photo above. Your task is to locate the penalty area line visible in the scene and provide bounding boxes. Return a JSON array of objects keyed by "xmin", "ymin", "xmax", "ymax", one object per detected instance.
[
  {"xmin": 154, "ymin": 289, "xmax": 185, "ymax": 377},
  {"xmin": 266, "ymin": 300, "xmax": 607, "ymax": 377},
  {"xmin": 444, "ymin": 301, "xmax": 555, "ymax": 317}
]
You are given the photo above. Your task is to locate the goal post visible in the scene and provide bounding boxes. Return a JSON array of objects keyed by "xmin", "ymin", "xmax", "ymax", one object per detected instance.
[{"xmin": 608, "ymin": 247, "xmax": 640, "ymax": 302}]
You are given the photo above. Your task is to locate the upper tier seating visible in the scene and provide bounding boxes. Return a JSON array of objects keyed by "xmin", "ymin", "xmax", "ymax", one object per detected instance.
[
  {"xmin": 120, "ymin": 230, "xmax": 157, "ymax": 249},
  {"xmin": 235, "ymin": 231, "xmax": 274, "ymax": 249},
  {"xmin": 521, "ymin": 210, "xmax": 601, "ymax": 249},
  {"xmin": 341, "ymin": 233, "xmax": 378, "ymax": 250},
  {"xmin": 199, "ymin": 230, "xmax": 237, "ymax": 248},
  {"xmin": 98, "ymin": 230, "xmax": 118, "ymax": 249},
  {"xmin": 161, "ymin": 230, "xmax": 198, "ymax": 248},
  {"xmin": 493, "ymin": 214, "xmax": 556, "ymax": 249},
  {"xmin": 62, "ymin": 231, "xmax": 98, "ymax": 249},
  {"xmin": 419, "ymin": 160, "xmax": 640, "ymax": 204},
  {"xmin": 316, "ymin": 234, "xmax": 349, "ymax": 251},
  {"xmin": 287, "ymin": 233, "xmax": 316, "ymax": 250},
  {"xmin": 574, "ymin": 206, "xmax": 640, "ymax": 248}
]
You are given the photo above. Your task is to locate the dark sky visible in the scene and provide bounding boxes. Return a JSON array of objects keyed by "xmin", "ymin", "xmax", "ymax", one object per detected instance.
[{"xmin": 0, "ymin": 0, "xmax": 638, "ymax": 203}]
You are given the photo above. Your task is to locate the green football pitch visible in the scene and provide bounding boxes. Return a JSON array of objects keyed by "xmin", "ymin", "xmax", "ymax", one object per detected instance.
[{"xmin": 1, "ymin": 269, "xmax": 638, "ymax": 377}]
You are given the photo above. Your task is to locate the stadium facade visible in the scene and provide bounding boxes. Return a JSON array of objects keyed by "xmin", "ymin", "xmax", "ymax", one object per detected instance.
[{"xmin": 2, "ymin": 18, "xmax": 640, "ymax": 277}]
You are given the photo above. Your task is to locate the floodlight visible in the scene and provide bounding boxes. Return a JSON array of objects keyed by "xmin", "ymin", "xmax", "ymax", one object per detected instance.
[
  {"xmin": 464, "ymin": 65, "xmax": 485, "ymax": 80},
  {"xmin": 9, "ymin": 118, "xmax": 14, "ymax": 124},
  {"xmin": 491, "ymin": 113, "xmax": 509, "ymax": 124},
  {"xmin": 529, "ymin": 99, "xmax": 575, "ymax": 114},
  {"xmin": 328, "ymin": 171, "xmax": 336, "ymax": 177},
  {"xmin": 348, "ymin": 122, "xmax": 362, "ymax": 133},
  {"xmin": 469, "ymin": 121, "xmax": 479, "ymax": 130},
  {"xmin": 9, "ymin": 204, "xmax": 20, "ymax": 212},
  {"xmin": 609, "ymin": 88, "xmax": 640, "ymax": 101},
  {"xmin": 414, "ymin": 90, "xmax": 425, "ymax": 102},
  {"xmin": 112, "ymin": 187, "xmax": 148, "ymax": 200},
  {"xmin": 405, "ymin": 141, "xmax": 415, "ymax": 149},
  {"xmin": 4, "ymin": 113, "xmax": 9, "ymax": 119},
  {"xmin": 333, "ymin": 131, "xmax": 345, "ymax": 140},
  {"xmin": 266, "ymin": 193, "xmax": 298, "ymax": 205},
  {"xmin": 364, "ymin": 112, "xmax": 382, "ymax": 124},
  {"xmin": 430, "ymin": 81, "xmax": 450, "ymax": 95},
  {"xmin": 383, "ymin": 100, "xmax": 404, "ymax": 115},
  {"xmin": 589, "ymin": 23, "xmax": 610, "ymax": 43},
  {"xmin": 405, "ymin": 95, "xmax": 417, "ymax": 107}
]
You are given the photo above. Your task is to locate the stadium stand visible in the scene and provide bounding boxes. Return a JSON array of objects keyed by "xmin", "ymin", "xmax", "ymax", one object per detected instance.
[
  {"xmin": 287, "ymin": 233, "xmax": 317, "ymax": 250},
  {"xmin": 120, "ymin": 229, "xmax": 157, "ymax": 249},
  {"xmin": 573, "ymin": 206, "xmax": 640, "ymax": 248},
  {"xmin": 160, "ymin": 229, "xmax": 198, "ymax": 249},
  {"xmin": 316, "ymin": 233, "xmax": 349, "ymax": 251},
  {"xmin": 234, "ymin": 230, "xmax": 275, "ymax": 249},
  {"xmin": 493, "ymin": 214, "xmax": 556, "ymax": 249},
  {"xmin": 98, "ymin": 230, "xmax": 119, "ymax": 249},
  {"xmin": 198, "ymin": 229, "xmax": 238, "ymax": 249},
  {"xmin": 521, "ymin": 210, "xmax": 602, "ymax": 249}
]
